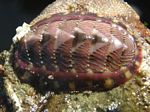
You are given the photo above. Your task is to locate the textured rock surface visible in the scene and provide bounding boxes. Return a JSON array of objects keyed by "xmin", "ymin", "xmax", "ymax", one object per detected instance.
[{"xmin": 0, "ymin": 0, "xmax": 150, "ymax": 112}]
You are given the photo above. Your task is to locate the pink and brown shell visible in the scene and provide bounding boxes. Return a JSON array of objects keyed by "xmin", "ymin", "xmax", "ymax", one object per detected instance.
[{"xmin": 13, "ymin": 0, "xmax": 145, "ymax": 91}]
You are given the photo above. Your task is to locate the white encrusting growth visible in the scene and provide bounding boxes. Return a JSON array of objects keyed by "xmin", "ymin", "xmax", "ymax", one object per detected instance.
[{"xmin": 13, "ymin": 22, "xmax": 31, "ymax": 43}]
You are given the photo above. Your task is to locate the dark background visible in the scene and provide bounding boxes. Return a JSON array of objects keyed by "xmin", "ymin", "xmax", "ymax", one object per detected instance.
[{"xmin": 0, "ymin": 0, "xmax": 150, "ymax": 52}]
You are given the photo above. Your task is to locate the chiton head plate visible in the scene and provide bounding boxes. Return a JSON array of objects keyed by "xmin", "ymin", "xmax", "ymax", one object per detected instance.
[{"xmin": 13, "ymin": 13, "xmax": 142, "ymax": 91}]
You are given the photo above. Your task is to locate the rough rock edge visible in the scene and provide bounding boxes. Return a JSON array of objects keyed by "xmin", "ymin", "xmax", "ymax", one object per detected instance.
[
  {"xmin": 12, "ymin": 23, "xmax": 31, "ymax": 44},
  {"xmin": 30, "ymin": 0, "xmax": 139, "ymax": 25}
]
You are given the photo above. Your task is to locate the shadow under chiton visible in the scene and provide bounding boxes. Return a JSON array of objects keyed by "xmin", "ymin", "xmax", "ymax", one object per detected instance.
[{"xmin": 13, "ymin": 12, "xmax": 142, "ymax": 91}]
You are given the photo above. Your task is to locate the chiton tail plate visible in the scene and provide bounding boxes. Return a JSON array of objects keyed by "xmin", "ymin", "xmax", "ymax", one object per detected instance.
[{"xmin": 13, "ymin": 13, "xmax": 142, "ymax": 91}]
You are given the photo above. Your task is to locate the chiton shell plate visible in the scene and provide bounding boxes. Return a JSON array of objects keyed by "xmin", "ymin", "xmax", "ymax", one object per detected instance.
[{"xmin": 13, "ymin": 13, "xmax": 142, "ymax": 90}]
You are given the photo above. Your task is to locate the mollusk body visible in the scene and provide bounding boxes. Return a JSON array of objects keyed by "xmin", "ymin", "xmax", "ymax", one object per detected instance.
[{"xmin": 13, "ymin": 3, "xmax": 142, "ymax": 91}]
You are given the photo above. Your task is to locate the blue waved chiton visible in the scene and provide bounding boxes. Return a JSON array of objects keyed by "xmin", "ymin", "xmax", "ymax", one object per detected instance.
[{"xmin": 13, "ymin": 13, "xmax": 142, "ymax": 91}]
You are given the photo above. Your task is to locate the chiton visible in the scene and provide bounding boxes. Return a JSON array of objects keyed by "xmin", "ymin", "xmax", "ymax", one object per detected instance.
[{"xmin": 13, "ymin": 13, "xmax": 142, "ymax": 91}]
